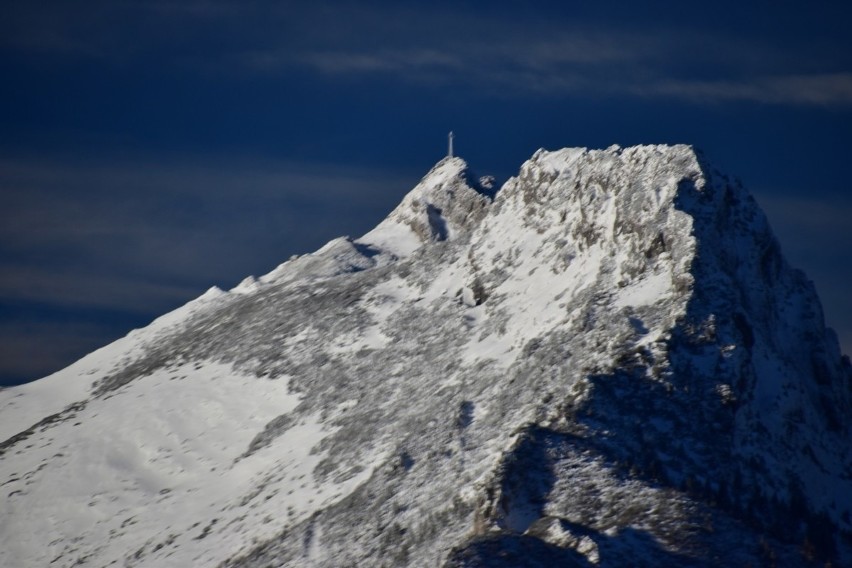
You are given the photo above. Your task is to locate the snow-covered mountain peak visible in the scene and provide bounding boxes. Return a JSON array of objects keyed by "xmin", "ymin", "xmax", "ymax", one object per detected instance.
[
  {"xmin": 2, "ymin": 144, "xmax": 850, "ymax": 568},
  {"xmin": 359, "ymin": 155, "xmax": 492, "ymax": 257}
]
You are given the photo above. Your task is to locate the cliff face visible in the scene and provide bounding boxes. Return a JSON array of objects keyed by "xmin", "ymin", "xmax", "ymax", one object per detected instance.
[{"xmin": 1, "ymin": 145, "xmax": 850, "ymax": 567}]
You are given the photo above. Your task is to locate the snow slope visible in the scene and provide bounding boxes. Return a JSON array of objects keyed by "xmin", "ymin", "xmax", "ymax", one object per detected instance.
[{"xmin": 1, "ymin": 145, "xmax": 850, "ymax": 567}]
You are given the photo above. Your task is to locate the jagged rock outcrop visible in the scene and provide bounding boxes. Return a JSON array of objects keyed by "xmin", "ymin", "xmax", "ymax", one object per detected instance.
[{"xmin": 1, "ymin": 145, "xmax": 850, "ymax": 567}]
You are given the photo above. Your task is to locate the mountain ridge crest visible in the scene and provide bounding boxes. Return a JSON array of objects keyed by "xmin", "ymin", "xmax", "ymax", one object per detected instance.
[{"xmin": 1, "ymin": 143, "xmax": 849, "ymax": 567}]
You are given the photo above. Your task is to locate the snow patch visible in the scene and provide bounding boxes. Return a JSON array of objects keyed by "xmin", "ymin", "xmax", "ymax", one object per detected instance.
[{"xmin": 612, "ymin": 271, "xmax": 672, "ymax": 309}]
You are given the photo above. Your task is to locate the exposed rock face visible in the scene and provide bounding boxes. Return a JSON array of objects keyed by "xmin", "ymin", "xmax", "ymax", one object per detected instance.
[
  {"xmin": 360, "ymin": 156, "xmax": 493, "ymax": 255},
  {"xmin": 1, "ymin": 145, "xmax": 850, "ymax": 567}
]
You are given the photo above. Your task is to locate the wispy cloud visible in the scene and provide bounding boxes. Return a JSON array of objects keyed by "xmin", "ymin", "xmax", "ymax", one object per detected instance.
[
  {"xmin": 245, "ymin": 48, "xmax": 464, "ymax": 75},
  {"xmin": 6, "ymin": 2, "xmax": 851, "ymax": 107},
  {"xmin": 641, "ymin": 73, "xmax": 852, "ymax": 106},
  {"xmin": 276, "ymin": 49, "xmax": 852, "ymax": 106},
  {"xmin": 237, "ymin": 24, "xmax": 852, "ymax": 106}
]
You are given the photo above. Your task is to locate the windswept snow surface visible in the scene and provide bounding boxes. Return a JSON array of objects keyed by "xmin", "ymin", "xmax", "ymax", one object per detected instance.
[
  {"xmin": 1, "ymin": 145, "xmax": 850, "ymax": 567},
  {"xmin": 1, "ymin": 361, "xmax": 381, "ymax": 567},
  {"xmin": 0, "ymin": 286, "xmax": 226, "ymax": 442}
]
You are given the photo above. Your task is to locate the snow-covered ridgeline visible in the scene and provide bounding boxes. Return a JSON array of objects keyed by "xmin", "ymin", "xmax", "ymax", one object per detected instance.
[{"xmin": 1, "ymin": 144, "xmax": 849, "ymax": 567}]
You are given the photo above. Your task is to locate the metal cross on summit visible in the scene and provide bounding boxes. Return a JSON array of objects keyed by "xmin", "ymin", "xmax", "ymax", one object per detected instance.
[{"xmin": 448, "ymin": 131, "xmax": 454, "ymax": 158}]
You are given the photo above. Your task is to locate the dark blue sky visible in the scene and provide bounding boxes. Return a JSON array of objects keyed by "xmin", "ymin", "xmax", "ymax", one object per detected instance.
[{"xmin": 2, "ymin": 1, "xmax": 851, "ymax": 385}]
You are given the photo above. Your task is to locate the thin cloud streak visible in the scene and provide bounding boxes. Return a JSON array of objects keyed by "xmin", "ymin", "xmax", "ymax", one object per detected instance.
[
  {"xmin": 6, "ymin": 2, "xmax": 851, "ymax": 107},
  {"xmin": 643, "ymin": 73, "xmax": 852, "ymax": 106},
  {"xmin": 243, "ymin": 35, "xmax": 852, "ymax": 106}
]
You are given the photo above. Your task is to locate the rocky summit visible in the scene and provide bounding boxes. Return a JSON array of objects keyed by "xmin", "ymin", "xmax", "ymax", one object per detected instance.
[{"xmin": 1, "ymin": 144, "xmax": 850, "ymax": 567}]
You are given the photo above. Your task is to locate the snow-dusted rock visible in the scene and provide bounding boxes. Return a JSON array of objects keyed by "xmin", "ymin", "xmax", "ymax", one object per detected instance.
[
  {"xmin": 1, "ymin": 145, "xmax": 850, "ymax": 567},
  {"xmin": 359, "ymin": 156, "xmax": 492, "ymax": 257}
]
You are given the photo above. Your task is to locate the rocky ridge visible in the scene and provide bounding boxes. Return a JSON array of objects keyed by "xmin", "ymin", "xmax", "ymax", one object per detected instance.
[{"xmin": 1, "ymin": 144, "xmax": 850, "ymax": 567}]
